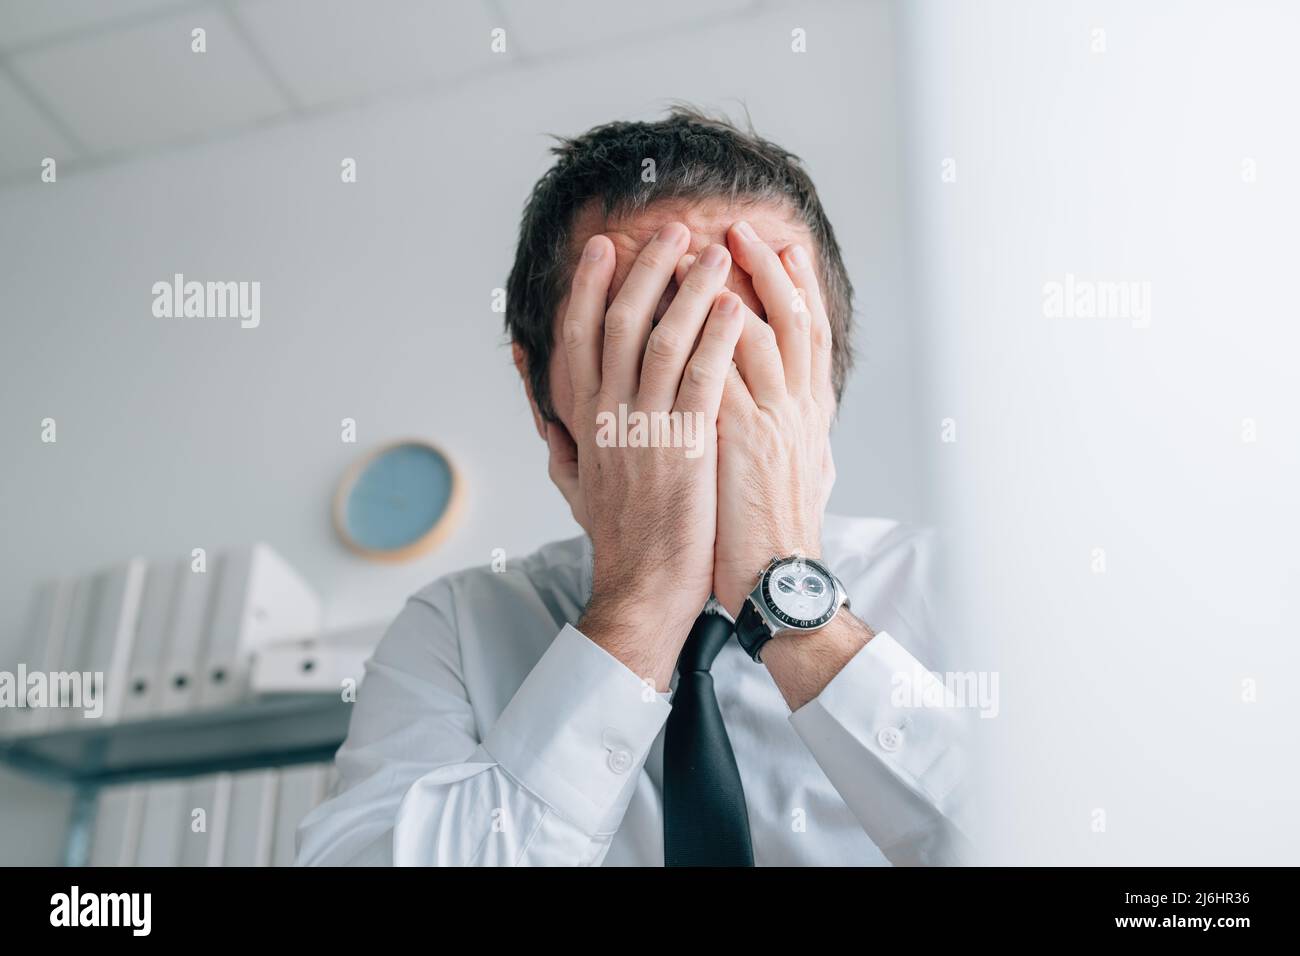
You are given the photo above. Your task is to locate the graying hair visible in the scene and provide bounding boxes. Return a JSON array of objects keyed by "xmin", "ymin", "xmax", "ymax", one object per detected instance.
[{"xmin": 505, "ymin": 105, "xmax": 855, "ymax": 422}]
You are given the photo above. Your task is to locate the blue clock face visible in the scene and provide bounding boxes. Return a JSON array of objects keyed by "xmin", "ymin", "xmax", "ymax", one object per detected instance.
[{"xmin": 343, "ymin": 443, "xmax": 454, "ymax": 553}]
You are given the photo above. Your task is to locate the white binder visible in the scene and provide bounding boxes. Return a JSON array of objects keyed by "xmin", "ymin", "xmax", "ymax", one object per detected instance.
[
  {"xmin": 222, "ymin": 768, "xmax": 279, "ymax": 867},
  {"xmin": 121, "ymin": 559, "xmax": 181, "ymax": 722},
  {"xmin": 133, "ymin": 778, "xmax": 188, "ymax": 866},
  {"xmin": 48, "ymin": 574, "xmax": 98, "ymax": 731},
  {"xmin": 88, "ymin": 784, "xmax": 145, "ymax": 867},
  {"xmin": 46, "ymin": 561, "xmax": 146, "ymax": 731},
  {"xmin": 2, "ymin": 578, "xmax": 74, "ymax": 738},
  {"xmin": 271, "ymin": 763, "xmax": 331, "ymax": 866},
  {"xmin": 251, "ymin": 623, "xmax": 384, "ymax": 696},
  {"xmin": 179, "ymin": 773, "xmax": 232, "ymax": 867},
  {"xmin": 155, "ymin": 560, "xmax": 215, "ymax": 718},
  {"xmin": 197, "ymin": 545, "xmax": 321, "ymax": 711},
  {"xmin": 79, "ymin": 559, "xmax": 146, "ymax": 727}
]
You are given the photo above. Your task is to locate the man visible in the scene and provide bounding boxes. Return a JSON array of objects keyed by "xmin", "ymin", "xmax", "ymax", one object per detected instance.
[{"xmin": 298, "ymin": 108, "xmax": 972, "ymax": 866}]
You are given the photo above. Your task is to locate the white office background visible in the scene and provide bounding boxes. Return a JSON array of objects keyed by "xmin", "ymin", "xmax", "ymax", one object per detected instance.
[
  {"xmin": 2, "ymin": 0, "xmax": 1295, "ymax": 866},
  {"xmin": 0, "ymin": 0, "xmax": 914, "ymax": 864}
]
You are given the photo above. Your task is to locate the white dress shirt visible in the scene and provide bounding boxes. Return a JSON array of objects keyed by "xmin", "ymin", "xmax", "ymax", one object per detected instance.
[{"xmin": 297, "ymin": 514, "xmax": 974, "ymax": 866}]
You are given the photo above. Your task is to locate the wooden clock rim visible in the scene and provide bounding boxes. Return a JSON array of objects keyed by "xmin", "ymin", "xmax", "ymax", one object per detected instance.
[{"xmin": 333, "ymin": 437, "xmax": 462, "ymax": 563}]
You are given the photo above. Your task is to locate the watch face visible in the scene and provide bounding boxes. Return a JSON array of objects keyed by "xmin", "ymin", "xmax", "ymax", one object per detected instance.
[{"xmin": 763, "ymin": 559, "xmax": 838, "ymax": 629}]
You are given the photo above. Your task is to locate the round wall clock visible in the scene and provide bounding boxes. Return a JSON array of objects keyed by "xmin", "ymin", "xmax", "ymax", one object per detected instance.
[{"xmin": 333, "ymin": 439, "xmax": 461, "ymax": 562}]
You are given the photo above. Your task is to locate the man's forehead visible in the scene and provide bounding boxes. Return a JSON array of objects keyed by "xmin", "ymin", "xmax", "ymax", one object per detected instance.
[{"xmin": 569, "ymin": 197, "xmax": 809, "ymax": 262}]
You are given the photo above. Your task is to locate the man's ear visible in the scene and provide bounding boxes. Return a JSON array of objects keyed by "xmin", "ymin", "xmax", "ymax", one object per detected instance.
[{"xmin": 511, "ymin": 341, "xmax": 548, "ymax": 441}]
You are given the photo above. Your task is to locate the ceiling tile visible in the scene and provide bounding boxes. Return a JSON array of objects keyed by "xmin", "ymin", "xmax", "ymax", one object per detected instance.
[
  {"xmin": 233, "ymin": 0, "xmax": 511, "ymax": 109},
  {"xmin": 0, "ymin": 0, "xmax": 190, "ymax": 52},
  {"xmin": 497, "ymin": 0, "xmax": 753, "ymax": 57},
  {"xmin": 0, "ymin": 72, "xmax": 77, "ymax": 178},
  {"xmin": 8, "ymin": 11, "xmax": 290, "ymax": 156}
]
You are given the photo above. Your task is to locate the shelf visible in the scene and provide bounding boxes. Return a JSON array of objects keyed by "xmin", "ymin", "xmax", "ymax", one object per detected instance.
[{"xmin": 0, "ymin": 694, "xmax": 351, "ymax": 787}]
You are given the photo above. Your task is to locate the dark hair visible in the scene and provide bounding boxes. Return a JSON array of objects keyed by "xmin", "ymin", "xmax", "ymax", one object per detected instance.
[{"xmin": 505, "ymin": 105, "xmax": 855, "ymax": 422}]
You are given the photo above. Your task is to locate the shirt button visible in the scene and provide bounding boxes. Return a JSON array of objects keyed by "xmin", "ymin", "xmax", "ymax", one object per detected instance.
[
  {"xmin": 607, "ymin": 748, "xmax": 633, "ymax": 774},
  {"xmin": 877, "ymin": 727, "xmax": 904, "ymax": 753}
]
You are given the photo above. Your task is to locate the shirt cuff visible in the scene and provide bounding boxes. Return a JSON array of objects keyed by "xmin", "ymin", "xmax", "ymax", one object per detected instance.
[
  {"xmin": 480, "ymin": 623, "xmax": 671, "ymax": 835},
  {"xmin": 789, "ymin": 630, "xmax": 968, "ymax": 841}
]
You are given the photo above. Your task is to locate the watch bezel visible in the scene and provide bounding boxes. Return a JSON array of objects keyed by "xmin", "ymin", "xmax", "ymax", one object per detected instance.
[{"xmin": 758, "ymin": 556, "xmax": 842, "ymax": 630}]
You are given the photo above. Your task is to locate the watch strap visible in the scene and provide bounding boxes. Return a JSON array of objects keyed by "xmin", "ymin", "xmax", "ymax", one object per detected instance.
[{"xmin": 734, "ymin": 598, "xmax": 774, "ymax": 662}]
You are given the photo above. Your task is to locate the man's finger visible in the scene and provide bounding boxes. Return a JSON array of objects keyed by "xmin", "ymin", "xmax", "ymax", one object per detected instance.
[
  {"xmin": 638, "ymin": 243, "xmax": 732, "ymax": 410},
  {"xmin": 732, "ymin": 299, "xmax": 787, "ymax": 409},
  {"xmin": 728, "ymin": 221, "xmax": 811, "ymax": 396},
  {"xmin": 720, "ymin": 359, "xmax": 757, "ymax": 427},
  {"xmin": 674, "ymin": 291, "xmax": 744, "ymax": 422},
  {"xmin": 563, "ymin": 234, "xmax": 615, "ymax": 408},
  {"xmin": 674, "ymin": 253, "xmax": 696, "ymax": 288},
  {"xmin": 601, "ymin": 221, "xmax": 689, "ymax": 399},
  {"xmin": 780, "ymin": 242, "xmax": 835, "ymax": 412}
]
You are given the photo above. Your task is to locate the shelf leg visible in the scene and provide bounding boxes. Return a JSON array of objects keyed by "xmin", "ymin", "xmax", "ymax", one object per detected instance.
[{"xmin": 64, "ymin": 784, "xmax": 98, "ymax": 867}]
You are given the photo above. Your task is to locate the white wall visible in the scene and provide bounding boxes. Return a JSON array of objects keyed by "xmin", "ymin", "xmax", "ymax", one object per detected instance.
[
  {"xmin": 0, "ymin": 0, "xmax": 916, "ymax": 863},
  {"xmin": 898, "ymin": 0, "xmax": 1300, "ymax": 863}
]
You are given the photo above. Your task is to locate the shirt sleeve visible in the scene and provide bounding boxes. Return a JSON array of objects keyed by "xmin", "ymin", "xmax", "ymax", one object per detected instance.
[
  {"xmin": 787, "ymin": 629, "xmax": 976, "ymax": 866},
  {"xmin": 295, "ymin": 588, "xmax": 670, "ymax": 867}
]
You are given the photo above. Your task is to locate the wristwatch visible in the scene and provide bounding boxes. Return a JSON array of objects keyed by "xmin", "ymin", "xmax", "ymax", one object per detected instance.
[{"xmin": 734, "ymin": 555, "xmax": 850, "ymax": 662}]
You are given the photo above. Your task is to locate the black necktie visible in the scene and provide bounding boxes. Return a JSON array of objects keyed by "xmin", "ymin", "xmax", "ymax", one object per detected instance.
[{"xmin": 663, "ymin": 609, "xmax": 755, "ymax": 866}]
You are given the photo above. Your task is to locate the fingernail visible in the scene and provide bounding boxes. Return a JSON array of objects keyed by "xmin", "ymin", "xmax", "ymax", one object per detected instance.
[
  {"xmin": 656, "ymin": 222, "xmax": 687, "ymax": 245},
  {"xmin": 583, "ymin": 236, "xmax": 604, "ymax": 260},
  {"xmin": 788, "ymin": 244, "xmax": 809, "ymax": 267},
  {"xmin": 736, "ymin": 221, "xmax": 758, "ymax": 241},
  {"xmin": 700, "ymin": 244, "xmax": 727, "ymax": 268},
  {"xmin": 717, "ymin": 294, "xmax": 739, "ymax": 314}
]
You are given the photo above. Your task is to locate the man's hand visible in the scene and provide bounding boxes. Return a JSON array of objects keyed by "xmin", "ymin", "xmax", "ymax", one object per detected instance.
[
  {"xmin": 554, "ymin": 223, "xmax": 743, "ymax": 691},
  {"xmin": 698, "ymin": 220, "xmax": 872, "ymax": 711},
  {"xmin": 710, "ymin": 221, "xmax": 838, "ymax": 618}
]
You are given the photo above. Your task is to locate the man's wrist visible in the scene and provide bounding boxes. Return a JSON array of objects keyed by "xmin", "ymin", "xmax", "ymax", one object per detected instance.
[
  {"xmin": 762, "ymin": 608, "xmax": 874, "ymax": 712},
  {"xmin": 578, "ymin": 592, "xmax": 694, "ymax": 693}
]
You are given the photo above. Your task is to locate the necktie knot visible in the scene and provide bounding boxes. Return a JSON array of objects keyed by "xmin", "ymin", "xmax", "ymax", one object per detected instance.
[{"xmin": 676, "ymin": 611, "xmax": 733, "ymax": 674}]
